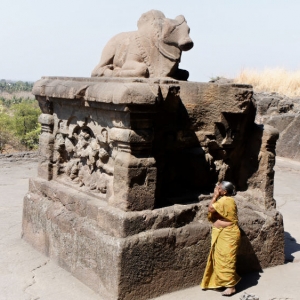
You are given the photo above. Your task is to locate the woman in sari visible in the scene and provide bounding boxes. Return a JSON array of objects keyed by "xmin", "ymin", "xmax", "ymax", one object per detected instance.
[{"xmin": 200, "ymin": 181, "xmax": 240, "ymax": 297}]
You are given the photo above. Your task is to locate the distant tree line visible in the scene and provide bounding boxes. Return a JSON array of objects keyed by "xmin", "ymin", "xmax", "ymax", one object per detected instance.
[
  {"xmin": 0, "ymin": 80, "xmax": 40, "ymax": 153},
  {"xmin": 0, "ymin": 79, "xmax": 34, "ymax": 93}
]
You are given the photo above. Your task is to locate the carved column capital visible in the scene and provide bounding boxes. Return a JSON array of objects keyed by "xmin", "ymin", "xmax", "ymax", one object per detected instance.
[{"xmin": 39, "ymin": 113, "xmax": 54, "ymax": 133}]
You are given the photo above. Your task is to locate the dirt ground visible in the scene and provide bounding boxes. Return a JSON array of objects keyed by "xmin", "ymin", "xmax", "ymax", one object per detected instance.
[{"xmin": 0, "ymin": 156, "xmax": 299, "ymax": 300}]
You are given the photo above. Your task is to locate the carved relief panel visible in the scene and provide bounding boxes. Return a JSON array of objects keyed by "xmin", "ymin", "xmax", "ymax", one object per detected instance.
[{"xmin": 50, "ymin": 103, "xmax": 127, "ymax": 201}]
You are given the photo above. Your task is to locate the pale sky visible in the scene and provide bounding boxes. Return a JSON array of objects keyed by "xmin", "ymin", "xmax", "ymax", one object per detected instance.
[{"xmin": 1, "ymin": 0, "xmax": 300, "ymax": 82}]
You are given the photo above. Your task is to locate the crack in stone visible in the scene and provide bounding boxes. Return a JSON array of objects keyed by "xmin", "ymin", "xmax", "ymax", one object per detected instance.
[
  {"xmin": 277, "ymin": 199, "xmax": 288, "ymax": 209},
  {"xmin": 269, "ymin": 298, "xmax": 293, "ymax": 300},
  {"xmin": 277, "ymin": 198, "xmax": 298, "ymax": 209},
  {"xmin": 23, "ymin": 260, "xmax": 50, "ymax": 298}
]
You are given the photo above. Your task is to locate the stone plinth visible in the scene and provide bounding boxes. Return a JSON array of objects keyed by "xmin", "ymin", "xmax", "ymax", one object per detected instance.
[{"xmin": 22, "ymin": 77, "xmax": 284, "ymax": 300}]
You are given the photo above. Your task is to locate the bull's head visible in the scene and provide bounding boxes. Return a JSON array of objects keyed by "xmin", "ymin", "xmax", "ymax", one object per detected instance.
[{"xmin": 162, "ymin": 15, "xmax": 194, "ymax": 51}]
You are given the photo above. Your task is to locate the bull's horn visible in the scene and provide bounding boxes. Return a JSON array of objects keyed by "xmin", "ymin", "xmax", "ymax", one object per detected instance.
[{"xmin": 175, "ymin": 15, "xmax": 186, "ymax": 25}]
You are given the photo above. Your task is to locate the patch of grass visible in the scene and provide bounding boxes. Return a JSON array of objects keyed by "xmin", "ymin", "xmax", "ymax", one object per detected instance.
[{"xmin": 234, "ymin": 68, "xmax": 300, "ymax": 97}]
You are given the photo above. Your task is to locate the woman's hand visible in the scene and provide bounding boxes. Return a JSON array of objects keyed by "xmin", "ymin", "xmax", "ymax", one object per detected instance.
[
  {"xmin": 213, "ymin": 183, "xmax": 221, "ymax": 199},
  {"xmin": 208, "ymin": 183, "xmax": 221, "ymax": 213}
]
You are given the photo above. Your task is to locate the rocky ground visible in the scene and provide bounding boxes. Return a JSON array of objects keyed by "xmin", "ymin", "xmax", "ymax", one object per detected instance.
[
  {"xmin": 0, "ymin": 151, "xmax": 38, "ymax": 161},
  {"xmin": 0, "ymin": 154, "xmax": 299, "ymax": 300}
]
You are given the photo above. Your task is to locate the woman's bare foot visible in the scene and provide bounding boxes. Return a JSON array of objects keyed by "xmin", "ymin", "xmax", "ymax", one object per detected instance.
[{"xmin": 222, "ymin": 287, "xmax": 236, "ymax": 296}]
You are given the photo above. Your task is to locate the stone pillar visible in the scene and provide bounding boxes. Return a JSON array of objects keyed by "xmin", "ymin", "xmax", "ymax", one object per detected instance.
[
  {"xmin": 37, "ymin": 111, "xmax": 54, "ymax": 180},
  {"xmin": 110, "ymin": 128, "xmax": 157, "ymax": 211},
  {"xmin": 258, "ymin": 124, "xmax": 279, "ymax": 209}
]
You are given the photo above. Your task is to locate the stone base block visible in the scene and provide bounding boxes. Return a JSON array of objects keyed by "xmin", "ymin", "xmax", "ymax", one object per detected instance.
[{"xmin": 22, "ymin": 178, "xmax": 284, "ymax": 300}]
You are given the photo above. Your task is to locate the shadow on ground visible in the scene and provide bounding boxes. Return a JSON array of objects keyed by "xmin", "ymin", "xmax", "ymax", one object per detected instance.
[
  {"xmin": 284, "ymin": 231, "xmax": 300, "ymax": 263},
  {"xmin": 236, "ymin": 231, "xmax": 300, "ymax": 293},
  {"xmin": 236, "ymin": 271, "xmax": 261, "ymax": 293}
]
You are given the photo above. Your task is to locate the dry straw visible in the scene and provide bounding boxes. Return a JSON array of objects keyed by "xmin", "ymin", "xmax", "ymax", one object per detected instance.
[{"xmin": 234, "ymin": 68, "xmax": 300, "ymax": 98}]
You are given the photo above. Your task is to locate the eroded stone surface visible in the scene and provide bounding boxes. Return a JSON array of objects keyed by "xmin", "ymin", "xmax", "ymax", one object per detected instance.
[{"xmin": 254, "ymin": 92, "xmax": 300, "ymax": 161}]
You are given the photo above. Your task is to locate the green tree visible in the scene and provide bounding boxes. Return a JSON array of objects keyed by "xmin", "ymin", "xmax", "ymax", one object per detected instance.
[
  {"xmin": 0, "ymin": 112, "xmax": 16, "ymax": 152},
  {"xmin": 0, "ymin": 112, "xmax": 14, "ymax": 132},
  {"xmin": 12, "ymin": 102, "xmax": 40, "ymax": 136},
  {"xmin": 0, "ymin": 82, "xmax": 40, "ymax": 152},
  {"xmin": 22, "ymin": 124, "xmax": 41, "ymax": 150}
]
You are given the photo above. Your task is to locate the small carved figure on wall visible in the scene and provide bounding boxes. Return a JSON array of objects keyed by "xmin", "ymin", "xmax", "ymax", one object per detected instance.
[{"xmin": 52, "ymin": 125, "xmax": 114, "ymax": 198}]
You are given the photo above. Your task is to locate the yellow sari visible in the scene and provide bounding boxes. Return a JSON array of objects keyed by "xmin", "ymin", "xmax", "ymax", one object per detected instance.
[{"xmin": 200, "ymin": 196, "xmax": 241, "ymax": 289}]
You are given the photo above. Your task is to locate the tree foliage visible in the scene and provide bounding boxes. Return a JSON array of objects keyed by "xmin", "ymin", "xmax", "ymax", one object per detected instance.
[
  {"xmin": 0, "ymin": 96, "xmax": 29, "ymax": 108},
  {"xmin": 0, "ymin": 80, "xmax": 33, "ymax": 93},
  {"xmin": 0, "ymin": 82, "xmax": 40, "ymax": 153},
  {"xmin": 12, "ymin": 102, "xmax": 40, "ymax": 137}
]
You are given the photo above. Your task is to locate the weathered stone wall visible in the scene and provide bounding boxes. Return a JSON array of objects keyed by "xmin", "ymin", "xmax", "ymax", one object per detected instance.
[
  {"xmin": 23, "ymin": 178, "xmax": 284, "ymax": 299},
  {"xmin": 22, "ymin": 77, "xmax": 284, "ymax": 300},
  {"xmin": 254, "ymin": 92, "xmax": 300, "ymax": 161}
]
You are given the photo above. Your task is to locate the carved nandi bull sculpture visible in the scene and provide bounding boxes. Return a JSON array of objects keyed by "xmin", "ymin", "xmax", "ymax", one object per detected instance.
[{"xmin": 91, "ymin": 10, "xmax": 193, "ymax": 80}]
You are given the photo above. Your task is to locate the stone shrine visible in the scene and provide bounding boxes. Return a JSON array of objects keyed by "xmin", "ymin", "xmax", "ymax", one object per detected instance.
[{"xmin": 22, "ymin": 10, "xmax": 284, "ymax": 300}]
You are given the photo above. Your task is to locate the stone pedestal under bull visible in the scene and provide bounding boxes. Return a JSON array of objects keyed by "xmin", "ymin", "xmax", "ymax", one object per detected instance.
[{"xmin": 22, "ymin": 10, "xmax": 284, "ymax": 300}]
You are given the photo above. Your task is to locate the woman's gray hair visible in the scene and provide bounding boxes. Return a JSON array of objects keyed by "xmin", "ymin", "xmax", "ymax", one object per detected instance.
[{"xmin": 220, "ymin": 181, "xmax": 236, "ymax": 196}]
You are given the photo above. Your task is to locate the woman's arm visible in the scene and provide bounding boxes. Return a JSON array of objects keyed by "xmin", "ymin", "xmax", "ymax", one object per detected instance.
[
  {"xmin": 208, "ymin": 185, "xmax": 220, "ymax": 213},
  {"xmin": 213, "ymin": 219, "xmax": 233, "ymax": 229}
]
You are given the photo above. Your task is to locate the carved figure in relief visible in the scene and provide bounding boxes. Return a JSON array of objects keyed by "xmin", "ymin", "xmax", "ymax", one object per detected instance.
[
  {"xmin": 54, "ymin": 125, "xmax": 114, "ymax": 197},
  {"xmin": 65, "ymin": 159, "xmax": 80, "ymax": 180},
  {"xmin": 53, "ymin": 133, "xmax": 66, "ymax": 163},
  {"xmin": 91, "ymin": 10, "xmax": 193, "ymax": 80}
]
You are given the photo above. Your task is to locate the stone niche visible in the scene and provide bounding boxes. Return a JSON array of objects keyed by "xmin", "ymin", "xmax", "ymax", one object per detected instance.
[{"xmin": 22, "ymin": 76, "xmax": 284, "ymax": 300}]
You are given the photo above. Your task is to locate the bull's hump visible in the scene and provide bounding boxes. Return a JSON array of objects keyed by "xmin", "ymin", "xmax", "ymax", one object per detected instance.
[{"xmin": 105, "ymin": 31, "xmax": 135, "ymax": 47}]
